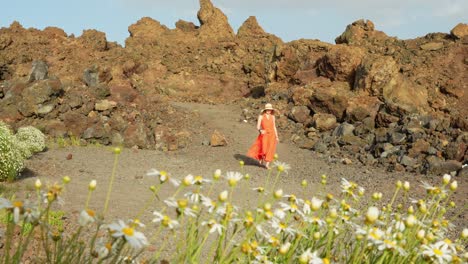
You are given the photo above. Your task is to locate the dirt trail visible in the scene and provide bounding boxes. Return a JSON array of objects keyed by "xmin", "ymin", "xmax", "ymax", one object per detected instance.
[{"xmin": 11, "ymin": 102, "xmax": 467, "ymax": 252}]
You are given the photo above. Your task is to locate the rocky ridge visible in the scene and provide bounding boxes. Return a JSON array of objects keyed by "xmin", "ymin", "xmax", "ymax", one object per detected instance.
[{"xmin": 0, "ymin": 0, "xmax": 467, "ymax": 175}]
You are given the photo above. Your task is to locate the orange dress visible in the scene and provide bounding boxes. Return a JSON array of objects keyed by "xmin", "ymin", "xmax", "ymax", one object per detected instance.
[{"xmin": 247, "ymin": 114, "xmax": 277, "ymax": 162}]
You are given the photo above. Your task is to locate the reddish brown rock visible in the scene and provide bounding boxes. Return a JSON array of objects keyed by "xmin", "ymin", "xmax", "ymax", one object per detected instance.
[
  {"xmin": 125, "ymin": 17, "xmax": 169, "ymax": 47},
  {"xmin": 317, "ymin": 45, "xmax": 365, "ymax": 83},
  {"xmin": 79, "ymin": 29, "xmax": 108, "ymax": 51},
  {"xmin": 354, "ymin": 56, "xmax": 399, "ymax": 96},
  {"xmin": 450, "ymin": 23, "xmax": 468, "ymax": 39},
  {"xmin": 197, "ymin": 0, "xmax": 234, "ymax": 41},
  {"xmin": 335, "ymin": 19, "xmax": 389, "ymax": 44},
  {"xmin": 210, "ymin": 129, "xmax": 227, "ymax": 146},
  {"xmin": 345, "ymin": 95, "xmax": 382, "ymax": 122},
  {"xmin": 313, "ymin": 113, "xmax": 337, "ymax": 131}
]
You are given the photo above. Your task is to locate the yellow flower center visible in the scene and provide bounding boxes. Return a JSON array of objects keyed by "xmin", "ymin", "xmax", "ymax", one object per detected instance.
[
  {"xmin": 433, "ymin": 248, "xmax": 443, "ymax": 256},
  {"xmin": 86, "ymin": 209, "xmax": 95, "ymax": 217},
  {"xmin": 279, "ymin": 222, "xmax": 287, "ymax": 230},
  {"xmin": 13, "ymin": 201, "xmax": 23, "ymax": 208},
  {"xmin": 162, "ymin": 216, "xmax": 171, "ymax": 227},
  {"xmin": 123, "ymin": 227, "xmax": 134, "ymax": 236},
  {"xmin": 194, "ymin": 175, "xmax": 203, "ymax": 184},
  {"xmin": 228, "ymin": 178, "xmax": 238, "ymax": 187},
  {"xmin": 177, "ymin": 199, "xmax": 188, "ymax": 208}
]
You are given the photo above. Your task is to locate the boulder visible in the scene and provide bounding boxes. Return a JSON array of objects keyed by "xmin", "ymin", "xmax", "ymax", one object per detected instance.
[
  {"xmin": 309, "ymin": 84, "xmax": 350, "ymax": 120},
  {"xmin": 335, "ymin": 19, "xmax": 389, "ymax": 44},
  {"xmin": 354, "ymin": 56, "xmax": 399, "ymax": 96},
  {"xmin": 313, "ymin": 113, "xmax": 337, "ymax": 131},
  {"xmin": 29, "ymin": 60, "xmax": 49, "ymax": 82},
  {"xmin": 289, "ymin": 105, "xmax": 310, "ymax": 124},
  {"xmin": 383, "ymin": 76, "xmax": 429, "ymax": 114},
  {"xmin": 420, "ymin": 42, "xmax": 444, "ymax": 51},
  {"xmin": 425, "ymin": 157, "xmax": 462, "ymax": 175},
  {"xmin": 210, "ymin": 129, "xmax": 227, "ymax": 146},
  {"xmin": 123, "ymin": 123, "xmax": 150, "ymax": 148},
  {"xmin": 317, "ymin": 45, "xmax": 365, "ymax": 83},
  {"xmin": 450, "ymin": 23, "xmax": 468, "ymax": 39},
  {"xmin": 345, "ymin": 95, "xmax": 382, "ymax": 122},
  {"xmin": 79, "ymin": 29, "xmax": 108, "ymax": 51},
  {"xmin": 333, "ymin": 123, "xmax": 355, "ymax": 137}
]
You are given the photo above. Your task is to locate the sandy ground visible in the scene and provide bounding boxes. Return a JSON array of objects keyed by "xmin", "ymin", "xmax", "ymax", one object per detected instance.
[{"xmin": 5, "ymin": 102, "xmax": 467, "ymax": 261}]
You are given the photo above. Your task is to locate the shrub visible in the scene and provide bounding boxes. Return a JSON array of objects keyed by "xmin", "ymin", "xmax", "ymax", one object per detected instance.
[
  {"xmin": 0, "ymin": 122, "xmax": 24, "ymax": 181},
  {"xmin": 15, "ymin": 126, "xmax": 46, "ymax": 154}
]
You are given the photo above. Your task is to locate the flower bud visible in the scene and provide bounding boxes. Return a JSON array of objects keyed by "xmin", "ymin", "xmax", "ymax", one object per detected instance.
[
  {"xmin": 213, "ymin": 169, "xmax": 222, "ymax": 180},
  {"xmin": 63, "ymin": 176, "xmax": 71, "ymax": 184},
  {"xmin": 396, "ymin": 180, "xmax": 402, "ymax": 189},
  {"xmin": 416, "ymin": 229, "xmax": 425, "ymax": 240},
  {"xmin": 89, "ymin": 180, "xmax": 97, "ymax": 191},
  {"xmin": 403, "ymin": 181, "xmax": 410, "ymax": 191},
  {"xmin": 408, "ymin": 206, "xmax": 414, "ymax": 214},
  {"xmin": 365, "ymin": 207, "xmax": 379, "ymax": 224},
  {"xmin": 426, "ymin": 232, "xmax": 434, "ymax": 242},
  {"xmin": 273, "ymin": 189, "xmax": 283, "ymax": 199},
  {"xmin": 329, "ymin": 208, "xmax": 338, "ymax": 218},
  {"xmin": 35, "ymin": 179, "xmax": 42, "ymax": 189},
  {"xmin": 461, "ymin": 228, "xmax": 468, "ymax": 239},
  {"xmin": 450, "ymin": 181, "xmax": 458, "ymax": 191},
  {"xmin": 113, "ymin": 147, "xmax": 121, "ymax": 154},
  {"xmin": 301, "ymin": 180, "xmax": 308, "ymax": 187},
  {"xmin": 150, "ymin": 185, "xmax": 156, "ymax": 192},
  {"xmin": 299, "ymin": 251, "xmax": 310, "ymax": 264},
  {"xmin": 218, "ymin": 191, "xmax": 228, "ymax": 202},
  {"xmin": 244, "ymin": 174, "xmax": 250, "ymax": 180},
  {"xmin": 183, "ymin": 174, "xmax": 193, "ymax": 186},
  {"xmin": 239, "ymin": 160, "xmax": 245, "ymax": 167},
  {"xmin": 313, "ymin": 232, "xmax": 321, "ymax": 240},
  {"xmin": 273, "ymin": 153, "xmax": 279, "ymax": 160},
  {"xmin": 406, "ymin": 215, "xmax": 417, "ymax": 227},
  {"xmin": 279, "ymin": 242, "xmax": 291, "ymax": 255},
  {"xmin": 442, "ymin": 174, "xmax": 451, "ymax": 185},
  {"xmin": 311, "ymin": 197, "xmax": 323, "ymax": 211},
  {"xmin": 321, "ymin": 179, "xmax": 327, "ymax": 185}
]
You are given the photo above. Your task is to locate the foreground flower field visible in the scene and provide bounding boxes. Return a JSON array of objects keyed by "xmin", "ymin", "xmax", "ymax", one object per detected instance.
[{"xmin": 0, "ymin": 147, "xmax": 466, "ymax": 263}]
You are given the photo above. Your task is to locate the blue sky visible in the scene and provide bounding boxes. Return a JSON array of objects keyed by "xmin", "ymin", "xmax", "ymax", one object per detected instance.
[{"xmin": 1, "ymin": 0, "xmax": 466, "ymax": 45}]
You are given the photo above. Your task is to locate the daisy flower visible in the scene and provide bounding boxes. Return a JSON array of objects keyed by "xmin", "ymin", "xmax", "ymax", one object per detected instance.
[
  {"xmin": 78, "ymin": 209, "xmax": 96, "ymax": 226},
  {"xmin": 107, "ymin": 220, "xmax": 148, "ymax": 250},
  {"xmin": 273, "ymin": 161, "xmax": 291, "ymax": 173},
  {"xmin": 226, "ymin": 171, "xmax": 243, "ymax": 186},
  {"xmin": 152, "ymin": 211, "xmax": 179, "ymax": 229},
  {"xmin": 421, "ymin": 241, "xmax": 453, "ymax": 263},
  {"xmin": 201, "ymin": 219, "xmax": 224, "ymax": 235}
]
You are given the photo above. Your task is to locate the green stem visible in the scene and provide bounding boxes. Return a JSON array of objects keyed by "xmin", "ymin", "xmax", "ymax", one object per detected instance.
[{"xmin": 103, "ymin": 152, "xmax": 120, "ymax": 216}]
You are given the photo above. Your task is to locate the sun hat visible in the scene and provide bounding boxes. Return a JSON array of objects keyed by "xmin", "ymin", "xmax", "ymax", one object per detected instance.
[{"xmin": 261, "ymin": 103, "xmax": 277, "ymax": 114}]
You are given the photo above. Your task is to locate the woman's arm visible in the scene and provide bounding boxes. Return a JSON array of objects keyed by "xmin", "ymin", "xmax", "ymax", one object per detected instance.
[
  {"xmin": 257, "ymin": 115, "xmax": 264, "ymax": 134},
  {"xmin": 273, "ymin": 116, "xmax": 279, "ymax": 141}
]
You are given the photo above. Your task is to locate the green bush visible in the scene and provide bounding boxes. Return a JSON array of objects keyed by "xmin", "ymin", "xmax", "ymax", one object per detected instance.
[{"xmin": 0, "ymin": 122, "xmax": 24, "ymax": 181}]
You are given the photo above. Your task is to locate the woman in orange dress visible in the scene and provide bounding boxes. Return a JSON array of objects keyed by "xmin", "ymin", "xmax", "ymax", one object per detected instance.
[{"xmin": 247, "ymin": 103, "xmax": 279, "ymax": 169}]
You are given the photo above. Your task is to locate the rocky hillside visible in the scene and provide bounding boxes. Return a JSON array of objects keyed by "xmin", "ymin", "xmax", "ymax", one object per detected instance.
[{"xmin": 0, "ymin": 0, "xmax": 467, "ymax": 175}]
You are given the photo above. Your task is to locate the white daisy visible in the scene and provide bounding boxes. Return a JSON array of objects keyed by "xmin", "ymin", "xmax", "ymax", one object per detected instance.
[
  {"xmin": 201, "ymin": 219, "xmax": 224, "ymax": 235},
  {"xmin": 78, "ymin": 209, "xmax": 96, "ymax": 226},
  {"xmin": 107, "ymin": 220, "xmax": 148, "ymax": 250}
]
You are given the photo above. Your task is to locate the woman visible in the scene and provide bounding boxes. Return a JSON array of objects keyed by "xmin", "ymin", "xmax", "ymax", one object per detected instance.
[{"xmin": 247, "ymin": 103, "xmax": 279, "ymax": 169}]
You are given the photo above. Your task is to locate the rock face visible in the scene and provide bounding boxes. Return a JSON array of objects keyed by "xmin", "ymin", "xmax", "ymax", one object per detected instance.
[{"xmin": 0, "ymin": 3, "xmax": 466, "ymax": 174}]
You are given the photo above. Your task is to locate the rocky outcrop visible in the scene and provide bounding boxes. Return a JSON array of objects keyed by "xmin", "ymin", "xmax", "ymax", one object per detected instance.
[
  {"xmin": 197, "ymin": 0, "xmax": 234, "ymax": 41},
  {"xmin": 335, "ymin": 19, "xmax": 390, "ymax": 45}
]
